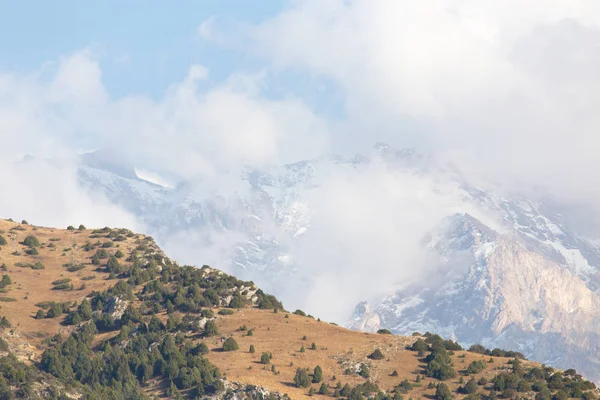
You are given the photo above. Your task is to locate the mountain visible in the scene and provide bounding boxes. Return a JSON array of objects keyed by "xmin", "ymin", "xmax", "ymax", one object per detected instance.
[
  {"xmin": 0, "ymin": 219, "xmax": 597, "ymax": 399},
  {"xmin": 74, "ymin": 145, "xmax": 600, "ymax": 382}
]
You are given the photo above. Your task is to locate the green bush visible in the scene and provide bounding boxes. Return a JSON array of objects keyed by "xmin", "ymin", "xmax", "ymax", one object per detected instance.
[
  {"xmin": 23, "ymin": 235, "xmax": 40, "ymax": 247},
  {"xmin": 368, "ymin": 349, "xmax": 385, "ymax": 360},
  {"xmin": 313, "ymin": 365, "xmax": 323, "ymax": 383},
  {"xmin": 260, "ymin": 352, "xmax": 272, "ymax": 365},
  {"xmin": 0, "ymin": 275, "xmax": 11, "ymax": 288},
  {"xmin": 377, "ymin": 329, "xmax": 392, "ymax": 334},
  {"xmin": 294, "ymin": 368, "xmax": 311, "ymax": 388},
  {"xmin": 0, "ymin": 236, "xmax": 7, "ymax": 246},
  {"xmin": 222, "ymin": 337, "xmax": 239, "ymax": 352},
  {"xmin": 218, "ymin": 309, "xmax": 234, "ymax": 316},
  {"xmin": 466, "ymin": 360, "xmax": 486, "ymax": 374},
  {"xmin": 435, "ymin": 383, "xmax": 453, "ymax": 400},
  {"xmin": 203, "ymin": 320, "xmax": 219, "ymax": 337}
]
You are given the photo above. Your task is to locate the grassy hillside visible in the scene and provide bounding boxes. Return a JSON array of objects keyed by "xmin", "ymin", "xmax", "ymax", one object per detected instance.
[{"xmin": 0, "ymin": 219, "xmax": 597, "ymax": 399}]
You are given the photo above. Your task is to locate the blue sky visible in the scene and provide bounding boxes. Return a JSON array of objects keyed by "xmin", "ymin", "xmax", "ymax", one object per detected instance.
[{"xmin": 0, "ymin": 1, "xmax": 284, "ymax": 98}]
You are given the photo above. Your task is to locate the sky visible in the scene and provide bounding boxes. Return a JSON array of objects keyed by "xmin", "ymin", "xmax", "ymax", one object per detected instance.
[{"xmin": 2, "ymin": 0, "xmax": 600, "ymax": 319}]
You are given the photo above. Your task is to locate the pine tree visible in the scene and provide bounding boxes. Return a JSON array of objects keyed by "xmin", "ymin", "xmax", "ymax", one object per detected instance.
[
  {"xmin": 204, "ymin": 320, "xmax": 219, "ymax": 337},
  {"xmin": 319, "ymin": 383, "xmax": 329, "ymax": 395},
  {"xmin": 313, "ymin": 365, "xmax": 323, "ymax": 383}
]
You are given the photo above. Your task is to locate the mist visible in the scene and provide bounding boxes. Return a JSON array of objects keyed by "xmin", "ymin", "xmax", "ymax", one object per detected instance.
[{"xmin": 2, "ymin": 1, "xmax": 600, "ymax": 322}]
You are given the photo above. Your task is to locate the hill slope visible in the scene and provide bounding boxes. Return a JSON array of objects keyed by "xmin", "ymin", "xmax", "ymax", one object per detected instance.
[
  {"xmin": 71, "ymin": 144, "xmax": 600, "ymax": 381},
  {"xmin": 0, "ymin": 220, "xmax": 597, "ymax": 399}
]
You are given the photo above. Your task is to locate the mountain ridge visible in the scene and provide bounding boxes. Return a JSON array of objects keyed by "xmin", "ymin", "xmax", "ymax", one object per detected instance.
[{"xmin": 0, "ymin": 219, "xmax": 598, "ymax": 399}]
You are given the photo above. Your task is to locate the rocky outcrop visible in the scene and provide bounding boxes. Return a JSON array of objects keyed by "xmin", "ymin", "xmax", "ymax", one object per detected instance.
[
  {"xmin": 104, "ymin": 296, "xmax": 130, "ymax": 320},
  {"xmin": 352, "ymin": 213, "xmax": 600, "ymax": 381}
]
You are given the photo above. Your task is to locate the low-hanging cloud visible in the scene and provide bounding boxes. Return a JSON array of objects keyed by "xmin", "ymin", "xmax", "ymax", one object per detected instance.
[
  {"xmin": 2, "ymin": 1, "xmax": 600, "ymax": 322},
  {"xmin": 241, "ymin": 0, "xmax": 600, "ymax": 208}
]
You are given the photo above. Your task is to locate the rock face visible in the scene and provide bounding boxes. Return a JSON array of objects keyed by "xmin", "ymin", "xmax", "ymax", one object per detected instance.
[
  {"xmin": 71, "ymin": 144, "xmax": 600, "ymax": 381},
  {"xmin": 351, "ymin": 213, "xmax": 600, "ymax": 381},
  {"xmin": 104, "ymin": 296, "xmax": 130, "ymax": 320}
]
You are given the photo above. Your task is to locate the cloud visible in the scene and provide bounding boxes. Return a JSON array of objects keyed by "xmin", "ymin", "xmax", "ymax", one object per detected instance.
[
  {"xmin": 4, "ymin": 1, "xmax": 600, "ymax": 322},
  {"xmin": 241, "ymin": 0, "xmax": 600, "ymax": 206},
  {"xmin": 0, "ymin": 157, "xmax": 138, "ymax": 230}
]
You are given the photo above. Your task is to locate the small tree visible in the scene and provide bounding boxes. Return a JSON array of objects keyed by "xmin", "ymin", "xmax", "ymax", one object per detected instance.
[
  {"xmin": 435, "ymin": 383, "xmax": 454, "ymax": 400},
  {"xmin": 260, "ymin": 352, "xmax": 272, "ymax": 365},
  {"xmin": 249, "ymin": 344, "xmax": 256, "ymax": 354},
  {"xmin": 368, "ymin": 349, "xmax": 385, "ymax": 360},
  {"xmin": 0, "ymin": 275, "xmax": 11, "ymax": 288},
  {"xmin": 78, "ymin": 225, "xmax": 86, "ymax": 230},
  {"xmin": 294, "ymin": 368, "xmax": 311, "ymax": 388},
  {"xmin": 222, "ymin": 337, "xmax": 239, "ymax": 352},
  {"xmin": 311, "ymin": 342, "xmax": 317, "ymax": 350},
  {"xmin": 313, "ymin": 365, "xmax": 323, "ymax": 383},
  {"xmin": 23, "ymin": 235, "xmax": 40, "ymax": 247},
  {"xmin": 319, "ymin": 383, "xmax": 329, "ymax": 395},
  {"xmin": 204, "ymin": 320, "xmax": 219, "ymax": 337},
  {"xmin": 460, "ymin": 378, "xmax": 477, "ymax": 394},
  {"xmin": 358, "ymin": 363, "xmax": 370, "ymax": 379}
]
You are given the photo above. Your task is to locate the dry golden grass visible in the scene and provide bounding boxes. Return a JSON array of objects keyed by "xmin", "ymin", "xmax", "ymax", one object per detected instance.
[
  {"xmin": 0, "ymin": 219, "xmax": 138, "ymax": 359},
  {"xmin": 201, "ymin": 308, "xmax": 517, "ymax": 399},
  {"xmin": 0, "ymin": 220, "xmax": 551, "ymax": 399}
]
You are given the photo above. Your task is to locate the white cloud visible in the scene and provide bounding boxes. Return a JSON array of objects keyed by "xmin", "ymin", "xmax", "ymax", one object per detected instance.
[
  {"xmin": 243, "ymin": 0, "xmax": 600, "ymax": 206},
  {"xmin": 4, "ymin": 1, "xmax": 600, "ymax": 321}
]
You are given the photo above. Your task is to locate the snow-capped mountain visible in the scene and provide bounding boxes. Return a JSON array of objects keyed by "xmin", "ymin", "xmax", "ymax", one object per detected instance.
[{"xmin": 75, "ymin": 145, "xmax": 600, "ymax": 381}]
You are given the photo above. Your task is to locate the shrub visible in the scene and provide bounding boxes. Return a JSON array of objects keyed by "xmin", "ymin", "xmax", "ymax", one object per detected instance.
[
  {"xmin": 460, "ymin": 378, "xmax": 478, "ymax": 394},
  {"xmin": 228, "ymin": 294, "xmax": 245, "ymax": 308},
  {"xmin": 368, "ymin": 349, "xmax": 385, "ymax": 360},
  {"xmin": 31, "ymin": 262, "xmax": 45, "ymax": 270},
  {"xmin": 435, "ymin": 383, "xmax": 453, "ymax": 400},
  {"xmin": 78, "ymin": 225, "xmax": 86, "ymax": 230},
  {"xmin": 311, "ymin": 342, "xmax": 317, "ymax": 350},
  {"xmin": 466, "ymin": 360, "xmax": 486, "ymax": 374},
  {"xmin": 203, "ymin": 320, "xmax": 219, "ymax": 337},
  {"xmin": 358, "ymin": 363, "xmax": 370, "ymax": 379},
  {"xmin": 0, "ymin": 236, "xmax": 6, "ymax": 246},
  {"xmin": 249, "ymin": 345, "xmax": 255, "ymax": 354},
  {"xmin": 218, "ymin": 309, "xmax": 234, "ymax": 315},
  {"xmin": 410, "ymin": 338, "xmax": 429, "ymax": 353},
  {"xmin": 293, "ymin": 309, "xmax": 307, "ymax": 316},
  {"xmin": 222, "ymin": 337, "xmax": 239, "ymax": 352},
  {"xmin": 114, "ymin": 250, "xmax": 124, "ymax": 258},
  {"xmin": 0, "ymin": 275, "xmax": 11, "ymax": 288},
  {"xmin": 294, "ymin": 368, "xmax": 311, "ymax": 388},
  {"xmin": 390, "ymin": 370, "xmax": 399, "ymax": 377},
  {"xmin": 23, "ymin": 235, "xmax": 40, "ymax": 247},
  {"xmin": 25, "ymin": 247, "xmax": 38, "ymax": 255},
  {"xmin": 468, "ymin": 344, "xmax": 488, "ymax": 354},
  {"xmin": 67, "ymin": 225, "xmax": 75, "ymax": 230},
  {"xmin": 260, "ymin": 352, "xmax": 272, "ymax": 365},
  {"xmin": 377, "ymin": 329, "xmax": 392, "ymax": 334},
  {"xmin": 319, "ymin": 383, "xmax": 328, "ymax": 395}
]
